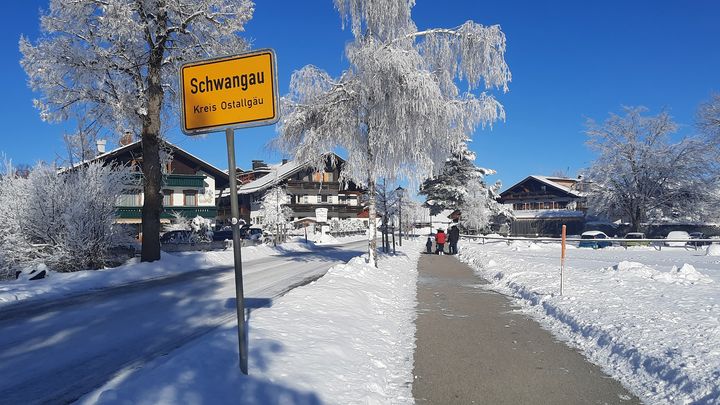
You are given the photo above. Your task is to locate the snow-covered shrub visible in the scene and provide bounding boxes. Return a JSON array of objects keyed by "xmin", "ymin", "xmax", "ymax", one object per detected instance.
[
  {"xmin": 329, "ymin": 218, "xmax": 367, "ymax": 233},
  {"xmin": 0, "ymin": 161, "xmax": 133, "ymax": 278},
  {"xmin": 163, "ymin": 211, "xmax": 191, "ymax": 232},
  {"xmin": 190, "ymin": 216, "xmax": 213, "ymax": 242}
]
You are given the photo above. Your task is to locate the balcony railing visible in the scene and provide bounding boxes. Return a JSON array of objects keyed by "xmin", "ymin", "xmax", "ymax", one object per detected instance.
[
  {"xmin": 130, "ymin": 173, "xmax": 206, "ymax": 188},
  {"xmin": 116, "ymin": 206, "xmax": 217, "ymax": 219}
]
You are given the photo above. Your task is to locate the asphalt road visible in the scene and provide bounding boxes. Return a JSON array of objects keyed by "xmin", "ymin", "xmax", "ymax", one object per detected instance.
[
  {"xmin": 0, "ymin": 240, "xmax": 367, "ymax": 405},
  {"xmin": 413, "ymin": 254, "xmax": 642, "ymax": 404}
]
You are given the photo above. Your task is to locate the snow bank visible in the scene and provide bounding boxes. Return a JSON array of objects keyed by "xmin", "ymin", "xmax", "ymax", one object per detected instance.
[
  {"xmin": 81, "ymin": 244, "xmax": 421, "ymax": 404},
  {"xmin": 458, "ymin": 242, "xmax": 720, "ymax": 404},
  {"xmin": 605, "ymin": 261, "xmax": 714, "ymax": 285},
  {"xmin": 707, "ymin": 244, "xmax": 720, "ymax": 257},
  {"xmin": 0, "ymin": 239, "xmax": 357, "ymax": 308}
]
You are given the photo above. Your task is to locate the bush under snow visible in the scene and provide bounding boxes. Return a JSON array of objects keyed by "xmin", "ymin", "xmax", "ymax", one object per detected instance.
[{"xmin": 0, "ymin": 161, "xmax": 133, "ymax": 278}]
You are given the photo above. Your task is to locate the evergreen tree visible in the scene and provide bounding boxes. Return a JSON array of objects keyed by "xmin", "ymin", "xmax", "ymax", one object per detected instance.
[{"xmin": 418, "ymin": 145, "xmax": 493, "ymax": 215}]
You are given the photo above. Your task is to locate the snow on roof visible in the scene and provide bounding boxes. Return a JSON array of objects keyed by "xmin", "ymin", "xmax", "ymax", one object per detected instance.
[
  {"xmin": 530, "ymin": 175, "xmax": 583, "ymax": 197},
  {"xmin": 581, "ymin": 230, "xmax": 607, "ymax": 236},
  {"xmin": 237, "ymin": 153, "xmax": 346, "ymax": 195},
  {"xmin": 59, "ymin": 139, "xmax": 228, "ymax": 183},
  {"xmin": 58, "ymin": 140, "xmax": 142, "ymax": 173},
  {"xmin": 236, "ymin": 159, "xmax": 306, "ymax": 195}
]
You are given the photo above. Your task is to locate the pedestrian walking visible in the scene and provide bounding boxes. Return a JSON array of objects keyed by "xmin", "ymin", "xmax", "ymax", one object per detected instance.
[
  {"xmin": 426, "ymin": 234, "xmax": 434, "ymax": 254},
  {"xmin": 435, "ymin": 229, "xmax": 446, "ymax": 255},
  {"xmin": 449, "ymin": 225, "xmax": 460, "ymax": 254}
]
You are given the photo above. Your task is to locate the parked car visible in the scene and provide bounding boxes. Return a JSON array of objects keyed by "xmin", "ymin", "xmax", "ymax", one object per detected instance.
[
  {"xmin": 212, "ymin": 229, "xmax": 234, "ymax": 242},
  {"xmin": 160, "ymin": 230, "xmax": 196, "ymax": 244},
  {"xmin": 622, "ymin": 232, "xmax": 649, "ymax": 247},
  {"xmin": 578, "ymin": 230, "xmax": 612, "ymax": 249},
  {"xmin": 688, "ymin": 232, "xmax": 709, "ymax": 247},
  {"xmin": 665, "ymin": 231, "xmax": 691, "ymax": 247},
  {"xmin": 239, "ymin": 226, "xmax": 263, "ymax": 241}
]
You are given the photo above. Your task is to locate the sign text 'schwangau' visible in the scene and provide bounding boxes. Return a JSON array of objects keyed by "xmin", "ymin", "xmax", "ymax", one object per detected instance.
[{"xmin": 190, "ymin": 72, "xmax": 265, "ymax": 94}]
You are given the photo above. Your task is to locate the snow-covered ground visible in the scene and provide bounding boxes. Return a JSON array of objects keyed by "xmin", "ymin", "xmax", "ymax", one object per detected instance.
[
  {"xmin": 0, "ymin": 235, "xmax": 366, "ymax": 308},
  {"xmin": 78, "ymin": 242, "xmax": 421, "ymax": 405},
  {"xmin": 457, "ymin": 239, "xmax": 720, "ymax": 404}
]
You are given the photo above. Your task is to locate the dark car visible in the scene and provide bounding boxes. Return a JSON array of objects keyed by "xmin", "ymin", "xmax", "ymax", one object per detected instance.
[
  {"xmin": 160, "ymin": 230, "xmax": 195, "ymax": 244},
  {"xmin": 578, "ymin": 231, "xmax": 612, "ymax": 249},
  {"xmin": 212, "ymin": 229, "xmax": 234, "ymax": 241},
  {"xmin": 242, "ymin": 227, "xmax": 263, "ymax": 241},
  {"xmin": 689, "ymin": 232, "xmax": 708, "ymax": 247}
]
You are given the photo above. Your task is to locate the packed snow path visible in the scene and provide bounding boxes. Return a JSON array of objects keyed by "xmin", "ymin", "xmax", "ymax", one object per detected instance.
[
  {"xmin": 413, "ymin": 253, "xmax": 640, "ymax": 404},
  {"xmin": 0, "ymin": 241, "xmax": 367, "ymax": 405}
]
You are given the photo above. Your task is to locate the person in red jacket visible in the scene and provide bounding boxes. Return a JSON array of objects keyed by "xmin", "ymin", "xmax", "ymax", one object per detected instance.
[{"xmin": 435, "ymin": 229, "xmax": 446, "ymax": 255}]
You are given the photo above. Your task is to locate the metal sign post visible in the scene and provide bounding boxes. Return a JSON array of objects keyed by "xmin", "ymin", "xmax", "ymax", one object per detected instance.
[
  {"xmin": 560, "ymin": 224, "xmax": 567, "ymax": 296},
  {"xmin": 226, "ymin": 128, "xmax": 248, "ymax": 374},
  {"xmin": 179, "ymin": 49, "xmax": 279, "ymax": 374}
]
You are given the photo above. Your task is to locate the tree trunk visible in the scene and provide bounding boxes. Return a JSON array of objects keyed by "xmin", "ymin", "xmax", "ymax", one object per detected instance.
[
  {"xmin": 140, "ymin": 42, "xmax": 166, "ymax": 262},
  {"xmin": 368, "ymin": 179, "xmax": 377, "ymax": 267}
]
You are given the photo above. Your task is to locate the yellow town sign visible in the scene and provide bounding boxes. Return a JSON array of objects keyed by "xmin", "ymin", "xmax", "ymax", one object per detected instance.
[{"xmin": 180, "ymin": 49, "xmax": 279, "ymax": 135}]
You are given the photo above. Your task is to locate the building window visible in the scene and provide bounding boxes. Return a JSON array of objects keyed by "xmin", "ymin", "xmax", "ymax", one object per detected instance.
[
  {"xmin": 312, "ymin": 172, "xmax": 323, "ymax": 182},
  {"xmin": 184, "ymin": 190, "xmax": 197, "ymax": 206},
  {"xmin": 163, "ymin": 190, "xmax": 173, "ymax": 206},
  {"xmin": 321, "ymin": 195, "xmax": 329, "ymax": 203},
  {"xmin": 323, "ymin": 172, "xmax": 334, "ymax": 182},
  {"xmin": 543, "ymin": 202, "xmax": 552, "ymax": 209},
  {"xmin": 303, "ymin": 195, "xmax": 309, "ymax": 204},
  {"xmin": 118, "ymin": 193, "xmax": 139, "ymax": 206}
]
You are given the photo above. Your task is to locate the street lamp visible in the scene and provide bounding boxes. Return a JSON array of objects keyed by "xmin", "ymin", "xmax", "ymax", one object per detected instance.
[{"xmin": 395, "ymin": 186, "xmax": 404, "ymax": 246}]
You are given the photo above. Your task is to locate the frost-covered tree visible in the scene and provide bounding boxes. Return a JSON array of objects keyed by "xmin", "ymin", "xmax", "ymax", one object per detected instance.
[
  {"xmin": 276, "ymin": 0, "xmax": 510, "ymax": 265},
  {"xmin": 419, "ymin": 144, "xmax": 494, "ymax": 215},
  {"xmin": 458, "ymin": 177, "xmax": 512, "ymax": 233},
  {"xmin": 0, "ymin": 161, "xmax": 134, "ymax": 278},
  {"xmin": 584, "ymin": 107, "xmax": 716, "ymax": 231},
  {"xmin": 20, "ymin": 0, "xmax": 254, "ymax": 262},
  {"xmin": 697, "ymin": 93, "xmax": 720, "ymax": 145},
  {"xmin": 63, "ymin": 117, "xmax": 103, "ymax": 164},
  {"xmin": 257, "ymin": 186, "xmax": 294, "ymax": 240}
]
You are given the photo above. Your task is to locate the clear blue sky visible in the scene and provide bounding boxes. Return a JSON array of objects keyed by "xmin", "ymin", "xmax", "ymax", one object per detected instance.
[{"xmin": 2, "ymin": 1, "xmax": 719, "ymax": 191}]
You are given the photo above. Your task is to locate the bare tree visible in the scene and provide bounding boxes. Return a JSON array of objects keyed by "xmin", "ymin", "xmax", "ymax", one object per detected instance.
[
  {"xmin": 697, "ymin": 93, "xmax": 720, "ymax": 144},
  {"xmin": 276, "ymin": 0, "xmax": 511, "ymax": 265},
  {"xmin": 584, "ymin": 107, "xmax": 716, "ymax": 231},
  {"xmin": 20, "ymin": 0, "xmax": 254, "ymax": 262}
]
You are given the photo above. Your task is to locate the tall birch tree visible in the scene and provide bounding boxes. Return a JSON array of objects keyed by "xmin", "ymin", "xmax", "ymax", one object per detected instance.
[
  {"xmin": 20, "ymin": 0, "xmax": 254, "ymax": 262},
  {"xmin": 276, "ymin": 0, "xmax": 511, "ymax": 265}
]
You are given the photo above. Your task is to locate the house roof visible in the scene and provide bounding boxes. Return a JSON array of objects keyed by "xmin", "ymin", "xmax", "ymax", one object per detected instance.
[
  {"xmin": 500, "ymin": 175, "xmax": 584, "ymax": 199},
  {"xmin": 237, "ymin": 153, "xmax": 346, "ymax": 195},
  {"xmin": 62, "ymin": 139, "xmax": 230, "ymax": 188}
]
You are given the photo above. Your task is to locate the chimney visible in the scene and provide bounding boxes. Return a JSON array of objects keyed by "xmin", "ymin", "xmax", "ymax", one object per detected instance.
[
  {"xmin": 282, "ymin": 158, "xmax": 288, "ymax": 165},
  {"xmin": 119, "ymin": 131, "xmax": 134, "ymax": 146},
  {"xmin": 252, "ymin": 160, "xmax": 266, "ymax": 170},
  {"xmin": 96, "ymin": 139, "xmax": 107, "ymax": 154}
]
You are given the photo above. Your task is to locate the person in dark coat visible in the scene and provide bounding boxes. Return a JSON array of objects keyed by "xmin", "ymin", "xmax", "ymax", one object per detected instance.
[
  {"xmin": 448, "ymin": 225, "xmax": 460, "ymax": 254},
  {"xmin": 425, "ymin": 234, "xmax": 434, "ymax": 254}
]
